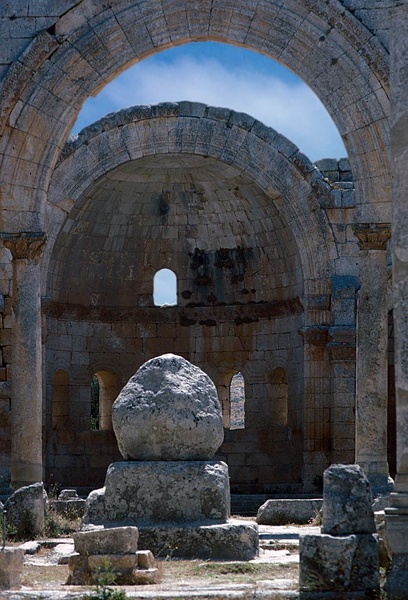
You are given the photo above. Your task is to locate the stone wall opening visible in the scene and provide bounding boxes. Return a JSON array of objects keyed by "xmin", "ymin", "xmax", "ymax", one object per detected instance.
[
  {"xmin": 91, "ymin": 371, "xmax": 122, "ymax": 432},
  {"xmin": 153, "ymin": 268, "xmax": 177, "ymax": 307}
]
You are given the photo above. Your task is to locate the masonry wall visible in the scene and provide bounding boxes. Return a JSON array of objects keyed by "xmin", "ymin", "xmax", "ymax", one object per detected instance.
[{"xmin": 45, "ymin": 307, "xmax": 304, "ymax": 494}]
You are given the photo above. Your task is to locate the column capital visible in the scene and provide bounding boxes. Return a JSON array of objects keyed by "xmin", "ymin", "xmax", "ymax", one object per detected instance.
[
  {"xmin": 1, "ymin": 232, "xmax": 46, "ymax": 261},
  {"xmin": 353, "ymin": 223, "xmax": 391, "ymax": 250}
]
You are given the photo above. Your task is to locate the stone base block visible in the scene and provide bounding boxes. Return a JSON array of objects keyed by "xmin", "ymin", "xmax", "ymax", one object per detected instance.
[
  {"xmin": 84, "ymin": 461, "xmax": 230, "ymax": 526},
  {"xmin": 0, "ymin": 547, "xmax": 24, "ymax": 589},
  {"xmin": 256, "ymin": 499, "xmax": 322, "ymax": 525},
  {"xmin": 137, "ymin": 520, "xmax": 258, "ymax": 560},
  {"xmin": 299, "ymin": 533, "xmax": 379, "ymax": 594},
  {"xmin": 73, "ymin": 526, "xmax": 138, "ymax": 555},
  {"xmin": 67, "ymin": 552, "xmax": 158, "ymax": 585}
]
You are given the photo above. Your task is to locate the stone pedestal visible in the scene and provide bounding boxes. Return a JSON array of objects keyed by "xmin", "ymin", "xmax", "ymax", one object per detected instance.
[
  {"xmin": 353, "ymin": 224, "xmax": 392, "ymax": 494},
  {"xmin": 2, "ymin": 233, "xmax": 46, "ymax": 489},
  {"xmin": 300, "ymin": 464, "xmax": 379, "ymax": 596},
  {"xmin": 82, "ymin": 460, "xmax": 258, "ymax": 560},
  {"xmin": 67, "ymin": 526, "xmax": 158, "ymax": 585},
  {"xmin": 83, "ymin": 355, "xmax": 259, "ymax": 560}
]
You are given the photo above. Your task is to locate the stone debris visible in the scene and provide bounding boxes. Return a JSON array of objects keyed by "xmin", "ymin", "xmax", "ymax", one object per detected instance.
[
  {"xmin": 0, "ymin": 547, "xmax": 24, "ymax": 589},
  {"xmin": 49, "ymin": 489, "xmax": 85, "ymax": 518},
  {"xmin": 67, "ymin": 526, "xmax": 158, "ymax": 585},
  {"xmin": 321, "ymin": 463, "xmax": 376, "ymax": 535},
  {"xmin": 4, "ymin": 483, "xmax": 47, "ymax": 540},
  {"xmin": 256, "ymin": 499, "xmax": 322, "ymax": 525},
  {"xmin": 299, "ymin": 464, "xmax": 379, "ymax": 595}
]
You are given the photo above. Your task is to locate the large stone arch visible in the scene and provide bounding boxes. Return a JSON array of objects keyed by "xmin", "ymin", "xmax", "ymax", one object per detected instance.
[
  {"xmin": 44, "ymin": 102, "xmax": 335, "ymax": 294},
  {"xmin": 0, "ymin": 0, "xmax": 390, "ymax": 234}
]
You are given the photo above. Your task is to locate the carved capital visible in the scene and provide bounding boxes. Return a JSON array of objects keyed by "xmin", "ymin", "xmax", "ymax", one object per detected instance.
[
  {"xmin": 353, "ymin": 224, "xmax": 390, "ymax": 251},
  {"xmin": 1, "ymin": 232, "xmax": 46, "ymax": 261}
]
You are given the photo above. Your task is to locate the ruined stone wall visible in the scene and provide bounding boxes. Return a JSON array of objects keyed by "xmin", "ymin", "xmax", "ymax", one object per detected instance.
[
  {"xmin": 45, "ymin": 308, "xmax": 304, "ymax": 493},
  {"xmin": 0, "ymin": 1, "xmax": 393, "ymax": 493}
]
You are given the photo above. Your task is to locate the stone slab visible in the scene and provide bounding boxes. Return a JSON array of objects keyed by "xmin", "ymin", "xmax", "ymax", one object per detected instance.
[
  {"xmin": 256, "ymin": 499, "xmax": 322, "ymax": 525},
  {"xmin": 73, "ymin": 526, "xmax": 138, "ymax": 555},
  {"xmin": 137, "ymin": 520, "xmax": 259, "ymax": 560},
  {"xmin": 83, "ymin": 461, "xmax": 230, "ymax": 526},
  {"xmin": 299, "ymin": 533, "xmax": 379, "ymax": 593}
]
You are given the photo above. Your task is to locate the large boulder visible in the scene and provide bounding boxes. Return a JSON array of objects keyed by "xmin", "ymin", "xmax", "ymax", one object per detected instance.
[
  {"xmin": 5, "ymin": 482, "xmax": 47, "ymax": 540},
  {"xmin": 322, "ymin": 464, "xmax": 376, "ymax": 535},
  {"xmin": 112, "ymin": 354, "xmax": 224, "ymax": 460}
]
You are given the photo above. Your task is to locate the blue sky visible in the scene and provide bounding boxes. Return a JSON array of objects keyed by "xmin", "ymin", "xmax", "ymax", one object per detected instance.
[{"xmin": 74, "ymin": 41, "xmax": 346, "ymax": 162}]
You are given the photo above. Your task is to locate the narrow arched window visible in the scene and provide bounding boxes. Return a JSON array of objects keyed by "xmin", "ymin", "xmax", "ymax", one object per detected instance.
[
  {"xmin": 90, "ymin": 371, "xmax": 121, "ymax": 431},
  {"xmin": 52, "ymin": 369, "xmax": 70, "ymax": 429},
  {"xmin": 230, "ymin": 372, "xmax": 245, "ymax": 430},
  {"xmin": 153, "ymin": 268, "xmax": 177, "ymax": 306}
]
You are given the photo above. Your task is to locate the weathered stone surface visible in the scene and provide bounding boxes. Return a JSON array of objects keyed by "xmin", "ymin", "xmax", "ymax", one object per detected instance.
[
  {"xmin": 50, "ymin": 489, "xmax": 86, "ymax": 518},
  {"xmin": 322, "ymin": 464, "xmax": 376, "ymax": 535},
  {"xmin": 112, "ymin": 354, "xmax": 224, "ymax": 460},
  {"xmin": 5, "ymin": 482, "xmax": 47, "ymax": 539},
  {"xmin": 0, "ymin": 547, "xmax": 24, "ymax": 589},
  {"xmin": 299, "ymin": 533, "xmax": 379, "ymax": 593},
  {"xmin": 73, "ymin": 526, "xmax": 138, "ymax": 555},
  {"xmin": 138, "ymin": 520, "xmax": 258, "ymax": 561},
  {"xmin": 83, "ymin": 461, "xmax": 230, "ymax": 526},
  {"xmin": 256, "ymin": 499, "xmax": 322, "ymax": 525}
]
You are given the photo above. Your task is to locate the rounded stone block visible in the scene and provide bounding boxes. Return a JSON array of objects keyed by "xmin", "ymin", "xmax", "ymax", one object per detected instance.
[
  {"xmin": 84, "ymin": 460, "xmax": 230, "ymax": 526},
  {"xmin": 112, "ymin": 354, "xmax": 224, "ymax": 460}
]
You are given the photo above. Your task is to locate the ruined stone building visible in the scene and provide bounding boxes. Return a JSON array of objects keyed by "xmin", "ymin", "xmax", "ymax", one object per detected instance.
[{"xmin": 2, "ymin": 0, "xmax": 408, "ymax": 555}]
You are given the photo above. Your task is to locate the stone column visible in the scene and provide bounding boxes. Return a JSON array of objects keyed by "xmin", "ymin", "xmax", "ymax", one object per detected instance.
[
  {"xmin": 385, "ymin": 4, "xmax": 408, "ymax": 595},
  {"xmin": 2, "ymin": 233, "xmax": 46, "ymax": 488},
  {"xmin": 353, "ymin": 224, "xmax": 391, "ymax": 493}
]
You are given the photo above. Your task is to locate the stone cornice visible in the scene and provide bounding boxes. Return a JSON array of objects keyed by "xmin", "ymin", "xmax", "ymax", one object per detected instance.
[
  {"xmin": 44, "ymin": 297, "xmax": 303, "ymax": 324},
  {"xmin": 353, "ymin": 224, "xmax": 391, "ymax": 251},
  {"xmin": 1, "ymin": 232, "xmax": 47, "ymax": 261}
]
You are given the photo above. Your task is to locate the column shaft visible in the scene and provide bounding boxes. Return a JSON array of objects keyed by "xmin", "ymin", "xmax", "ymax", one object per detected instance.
[
  {"xmin": 354, "ymin": 225, "xmax": 391, "ymax": 491},
  {"xmin": 2, "ymin": 233, "xmax": 46, "ymax": 488}
]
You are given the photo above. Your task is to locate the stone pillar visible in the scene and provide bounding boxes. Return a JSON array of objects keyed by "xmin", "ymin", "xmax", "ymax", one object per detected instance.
[
  {"xmin": 1, "ymin": 233, "xmax": 46, "ymax": 489},
  {"xmin": 385, "ymin": 4, "xmax": 408, "ymax": 596},
  {"xmin": 353, "ymin": 224, "xmax": 391, "ymax": 493},
  {"xmin": 301, "ymin": 325, "xmax": 331, "ymax": 491}
]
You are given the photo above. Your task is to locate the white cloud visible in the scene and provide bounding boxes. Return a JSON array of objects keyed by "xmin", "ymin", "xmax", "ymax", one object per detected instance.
[{"xmin": 74, "ymin": 50, "xmax": 346, "ymax": 162}]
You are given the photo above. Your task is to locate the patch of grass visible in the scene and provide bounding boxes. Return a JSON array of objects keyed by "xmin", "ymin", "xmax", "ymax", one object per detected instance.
[
  {"xmin": 195, "ymin": 561, "xmax": 259, "ymax": 575},
  {"xmin": 43, "ymin": 509, "xmax": 81, "ymax": 537}
]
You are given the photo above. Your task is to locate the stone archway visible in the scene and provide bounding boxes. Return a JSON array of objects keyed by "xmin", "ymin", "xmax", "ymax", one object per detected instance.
[
  {"xmin": 0, "ymin": 0, "xmax": 390, "ymax": 235},
  {"xmin": 42, "ymin": 102, "xmax": 339, "ymax": 492},
  {"xmin": 0, "ymin": 2, "xmax": 392, "ymax": 491}
]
